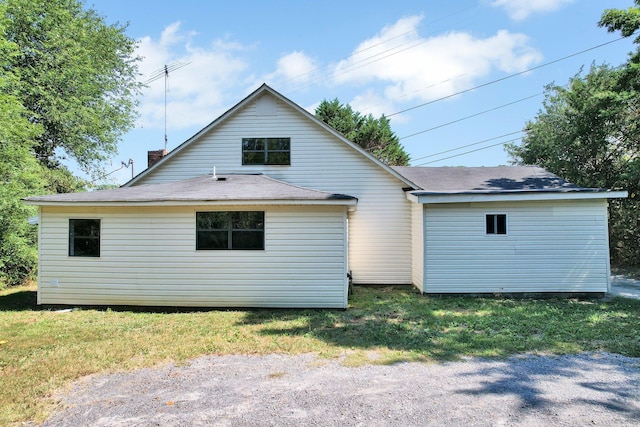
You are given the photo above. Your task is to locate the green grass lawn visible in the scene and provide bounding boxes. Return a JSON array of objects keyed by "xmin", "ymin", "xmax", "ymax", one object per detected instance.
[{"xmin": 1, "ymin": 284, "xmax": 639, "ymax": 425}]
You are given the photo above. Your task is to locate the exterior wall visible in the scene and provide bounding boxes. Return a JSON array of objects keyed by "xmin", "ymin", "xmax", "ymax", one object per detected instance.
[
  {"xmin": 37, "ymin": 205, "xmax": 349, "ymax": 308},
  {"xmin": 411, "ymin": 202, "xmax": 424, "ymax": 292},
  {"xmin": 134, "ymin": 93, "xmax": 412, "ymax": 284},
  {"xmin": 423, "ymin": 199, "xmax": 611, "ymax": 293}
]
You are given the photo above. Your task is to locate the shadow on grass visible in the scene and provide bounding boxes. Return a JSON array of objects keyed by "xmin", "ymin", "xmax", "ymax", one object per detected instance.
[
  {"xmin": 0, "ymin": 290, "xmax": 39, "ymax": 311},
  {"xmin": 238, "ymin": 285, "xmax": 640, "ymax": 362},
  {"xmin": 0, "ymin": 288, "xmax": 250, "ymax": 314}
]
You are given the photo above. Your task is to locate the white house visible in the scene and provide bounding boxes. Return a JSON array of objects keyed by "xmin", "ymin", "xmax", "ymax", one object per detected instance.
[{"xmin": 24, "ymin": 84, "xmax": 627, "ymax": 308}]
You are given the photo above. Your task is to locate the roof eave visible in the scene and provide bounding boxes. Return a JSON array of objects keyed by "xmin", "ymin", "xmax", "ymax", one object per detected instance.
[
  {"xmin": 24, "ymin": 198, "xmax": 358, "ymax": 210},
  {"xmin": 407, "ymin": 190, "xmax": 628, "ymax": 204}
]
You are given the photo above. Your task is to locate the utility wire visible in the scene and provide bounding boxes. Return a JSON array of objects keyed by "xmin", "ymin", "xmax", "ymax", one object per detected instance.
[
  {"xmin": 387, "ymin": 37, "xmax": 624, "ymax": 118},
  {"xmin": 284, "ymin": 5, "xmax": 478, "ymax": 91},
  {"xmin": 400, "ymin": 93, "xmax": 542, "ymax": 140},
  {"xmin": 411, "ymin": 130, "xmax": 525, "ymax": 163},
  {"xmin": 415, "ymin": 137, "xmax": 521, "ymax": 166}
]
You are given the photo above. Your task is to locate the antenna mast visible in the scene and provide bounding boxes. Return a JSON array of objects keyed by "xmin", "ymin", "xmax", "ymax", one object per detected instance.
[
  {"xmin": 164, "ymin": 65, "xmax": 168, "ymax": 151},
  {"xmin": 144, "ymin": 61, "xmax": 190, "ymax": 151}
]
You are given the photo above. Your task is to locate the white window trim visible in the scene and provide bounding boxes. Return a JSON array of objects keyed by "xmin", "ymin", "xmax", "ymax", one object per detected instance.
[{"xmin": 485, "ymin": 213, "xmax": 508, "ymax": 236}]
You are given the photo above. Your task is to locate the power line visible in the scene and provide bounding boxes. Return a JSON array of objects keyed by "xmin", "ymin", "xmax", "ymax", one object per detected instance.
[
  {"xmin": 415, "ymin": 137, "xmax": 521, "ymax": 166},
  {"xmin": 411, "ymin": 130, "xmax": 525, "ymax": 163},
  {"xmin": 387, "ymin": 37, "xmax": 624, "ymax": 118},
  {"xmin": 284, "ymin": 5, "xmax": 479, "ymax": 92},
  {"xmin": 400, "ymin": 93, "xmax": 542, "ymax": 140}
]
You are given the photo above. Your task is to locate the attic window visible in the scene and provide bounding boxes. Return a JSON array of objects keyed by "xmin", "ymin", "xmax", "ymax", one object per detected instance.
[
  {"xmin": 242, "ymin": 138, "xmax": 290, "ymax": 165},
  {"xmin": 486, "ymin": 214, "xmax": 507, "ymax": 235}
]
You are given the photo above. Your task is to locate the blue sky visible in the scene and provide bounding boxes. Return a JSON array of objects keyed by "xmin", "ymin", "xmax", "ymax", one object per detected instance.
[{"xmin": 86, "ymin": 0, "xmax": 637, "ymax": 184}]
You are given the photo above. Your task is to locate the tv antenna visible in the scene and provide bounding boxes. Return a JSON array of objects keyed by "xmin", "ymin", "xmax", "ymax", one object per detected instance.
[{"xmin": 144, "ymin": 61, "xmax": 191, "ymax": 150}]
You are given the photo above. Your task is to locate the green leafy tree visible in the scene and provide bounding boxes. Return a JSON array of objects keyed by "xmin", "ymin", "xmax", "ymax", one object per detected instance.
[
  {"xmin": 507, "ymin": 64, "xmax": 640, "ymax": 266},
  {"xmin": 0, "ymin": 4, "xmax": 44, "ymax": 286},
  {"xmin": 2, "ymin": 0, "xmax": 142, "ymax": 175},
  {"xmin": 0, "ymin": 0, "xmax": 141, "ymax": 285},
  {"xmin": 315, "ymin": 99, "xmax": 410, "ymax": 166},
  {"xmin": 509, "ymin": 1, "xmax": 640, "ymax": 267},
  {"xmin": 600, "ymin": 0, "xmax": 640, "ymax": 42}
]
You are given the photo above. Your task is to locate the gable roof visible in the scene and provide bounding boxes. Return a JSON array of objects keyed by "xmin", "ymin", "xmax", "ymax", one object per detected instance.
[
  {"xmin": 125, "ymin": 83, "xmax": 417, "ymax": 189},
  {"xmin": 393, "ymin": 166, "xmax": 627, "ymax": 203},
  {"xmin": 24, "ymin": 174, "xmax": 357, "ymax": 207}
]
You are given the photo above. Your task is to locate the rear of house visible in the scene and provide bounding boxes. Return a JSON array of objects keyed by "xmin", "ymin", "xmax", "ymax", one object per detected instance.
[{"xmin": 24, "ymin": 85, "xmax": 627, "ymax": 308}]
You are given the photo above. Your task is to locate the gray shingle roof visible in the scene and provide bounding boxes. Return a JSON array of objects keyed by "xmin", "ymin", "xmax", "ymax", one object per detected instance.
[
  {"xmin": 24, "ymin": 174, "xmax": 357, "ymax": 204},
  {"xmin": 392, "ymin": 166, "xmax": 590, "ymax": 193}
]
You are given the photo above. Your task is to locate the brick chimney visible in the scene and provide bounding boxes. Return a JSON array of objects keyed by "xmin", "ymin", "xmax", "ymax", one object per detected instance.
[{"xmin": 147, "ymin": 149, "xmax": 167, "ymax": 168}]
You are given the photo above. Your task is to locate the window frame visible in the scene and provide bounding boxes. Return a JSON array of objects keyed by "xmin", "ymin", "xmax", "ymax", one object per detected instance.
[
  {"xmin": 485, "ymin": 213, "xmax": 507, "ymax": 236},
  {"xmin": 242, "ymin": 137, "xmax": 291, "ymax": 166},
  {"xmin": 68, "ymin": 218, "xmax": 101, "ymax": 257},
  {"xmin": 196, "ymin": 211, "xmax": 265, "ymax": 250}
]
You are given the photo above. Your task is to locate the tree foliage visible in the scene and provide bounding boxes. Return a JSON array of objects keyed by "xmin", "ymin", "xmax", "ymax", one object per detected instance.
[
  {"xmin": 2, "ymin": 0, "xmax": 142, "ymax": 174},
  {"xmin": 600, "ymin": 0, "xmax": 640, "ymax": 43},
  {"xmin": 0, "ymin": 4, "xmax": 44, "ymax": 286},
  {"xmin": 509, "ymin": 1, "xmax": 640, "ymax": 266},
  {"xmin": 507, "ymin": 65, "xmax": 640, "ymax": 266},
  {"xmin": 0, "ymin": 0, "xmax": 141, "ymax": 285},
  {"xmin": 315, "ymin": 99, "xmax": 410, "ymax": 166}
]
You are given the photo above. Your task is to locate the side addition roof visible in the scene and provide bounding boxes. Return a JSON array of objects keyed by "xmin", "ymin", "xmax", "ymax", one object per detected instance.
[
  {"xmin": 393, "ymin": 166, "xmax": 627, "ymax": 203},
  {"xmin": 24, "ymin": 174, "xmax": 358, "ymax": 208}
]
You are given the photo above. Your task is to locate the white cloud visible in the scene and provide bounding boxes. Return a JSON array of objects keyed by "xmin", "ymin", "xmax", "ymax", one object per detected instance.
[
  {"xmin": 332, "ymin": 15, "xmax": 542, "ymax": 111},
  {"xmin": 136, "ymin": 22, "xmax": 248, "ymax": 131},
  {"xmin": 490, "ymin": 0, "xmax": 575, "ymax": 21},
  {"xmin": 259, "ymin": 51, "xmax": 318, "ymax": 90},
  {"xmin": 350, "ymin": 89, "xmax": 399, "ymax": 121}
]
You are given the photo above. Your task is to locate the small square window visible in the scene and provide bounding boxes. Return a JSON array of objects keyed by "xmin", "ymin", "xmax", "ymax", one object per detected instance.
[
  {"xmin": 69, "ymin": 219, "xmax": 101, "ymax": 257},
  {"xmin": 486, "ymin": 214, "xmax": 507, "ymax": 235}
]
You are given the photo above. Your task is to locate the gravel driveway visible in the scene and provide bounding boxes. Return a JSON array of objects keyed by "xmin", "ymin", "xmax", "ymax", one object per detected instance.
[{"xmin": 42, "ymin": 352, "xmax": 640, "ymax": 426}]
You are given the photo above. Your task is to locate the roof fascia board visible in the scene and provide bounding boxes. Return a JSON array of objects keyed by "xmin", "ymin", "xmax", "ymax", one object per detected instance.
[
  {"xmin": 407, "ymin": 190, "xmax": 628, "ymax": 204},
  {"xmin": 24, "ymin": 198, "xmax": 359, "ymax": 209}
]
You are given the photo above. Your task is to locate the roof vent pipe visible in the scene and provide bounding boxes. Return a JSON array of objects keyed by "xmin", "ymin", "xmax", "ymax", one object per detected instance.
[{"xmin": 211, "ymin": 166, "xmax": 225, "ymax": 181}]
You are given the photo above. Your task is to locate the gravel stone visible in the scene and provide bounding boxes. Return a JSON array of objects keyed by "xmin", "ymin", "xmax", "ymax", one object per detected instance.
[{"xmin": 42, "ymin": 352, "xmax": 640, "ymax": 426}]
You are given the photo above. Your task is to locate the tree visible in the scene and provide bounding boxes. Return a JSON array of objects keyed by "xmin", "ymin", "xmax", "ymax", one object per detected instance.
[
  {"xmin": 0, "ymin": 0, "xmax": 141, "ymax": 285},
  {"xmin": 508, "ymin": 1, "xmax": 640, "ymax": 267},
  {"xmin": 315, "ymin": 99, "xmax": 410, "ymax": 166},
  {"xmin": 0, "ymin": 3, "xmax": 44, "ymax": 286},
  {"xmin": 600, "ymin": 0, "xmax": 640, "ymax": 43},
  {"xmin": 507, "ymin": 64, "xmax": 640, "ymax": 266},
  {"xmin": 2, "ymin": 0, "xmax": 142, "ymax": 176}
]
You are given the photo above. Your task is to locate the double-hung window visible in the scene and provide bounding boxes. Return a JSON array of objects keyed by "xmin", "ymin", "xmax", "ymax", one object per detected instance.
[
  {"xmin": 242, "ymin": 137, "xmax": 290, "ymax": 165},
  {"xmin": 486, "ymin": 214, "xmax": 507, "ymax": 235},
  {"xmin": 196, "ymin": 211, "xmax": 265, "ymax": 250},
  {"xmin": 69, "ymin": 219, "xmax": 101, "ymax": 257}
]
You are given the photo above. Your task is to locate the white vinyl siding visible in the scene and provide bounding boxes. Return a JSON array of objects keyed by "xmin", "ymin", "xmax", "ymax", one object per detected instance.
[
  {"xmin": 135, "ymin": 93, "xmax": 412, "ymax": 284},
  {"xmin": 411, "ymin": 202, "xmax": 424, "ymax": 292},
  {"xmin": 423, "ymin": 200, "xmax": 611, "ymax": 293},
  {"xmin": 37, "ymin": 205, "xmax": 348, "ymax": 308}
]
